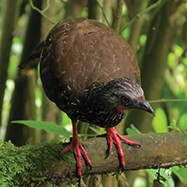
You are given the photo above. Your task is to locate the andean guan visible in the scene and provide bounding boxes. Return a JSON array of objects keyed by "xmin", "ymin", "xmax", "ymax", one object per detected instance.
[{"xmin": 19, "ymin": 18, "xmax": 155, "ymax": 177}]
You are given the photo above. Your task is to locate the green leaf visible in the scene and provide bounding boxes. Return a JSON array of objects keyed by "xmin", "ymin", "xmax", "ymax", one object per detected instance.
[
  {"xmin": 139, "ymin": 34, "xmax": 147, "ymax": 46},
  {"xmin": 168, "ymin": 119, "xmax": 182, "ymax": 132},
  {"xmin": 12, "ymin": 120, "xmax": 72, "ymax": 136},
  {"xmin": 183, "ymin": 57, "xmax": 187, "ymax": 66},
  {"xmin": 88, "ymin": 126, "xmax": 101, "ymax": 135},
  {"xmin": 121, "ymin": 27, "xmax": 130, "ymax": 40},
  {"xmin": 146, "ymin": 168, "xmax": 175, "ymax": 187},
  {"xmin": 174, "ymin": 44, "xmax": 183, "ymax": 58},
  {"xmin": 168, "ymin": 52, "xmax": 176, "ymax": 69},
  {"xmin": 152, "ymin": 108, "xmax": 168, "ymax": 133},
  {"xmin": 133, "ymin": 177, "xmax": 146, "ymax": 187},
  {"xmin": 61, "ymin": 113, "xmax": 72, "ymax": 127},
  {"xmin": 179, "ymin": 113, "xmax": 187, "ymax": 130},
  {"xmin": 126, "ymin": 124, "xmax": 141, "ymax": 135},
  {"xmin": 172, "ymin": 166, "xmax": 187, "ymax": 184}
]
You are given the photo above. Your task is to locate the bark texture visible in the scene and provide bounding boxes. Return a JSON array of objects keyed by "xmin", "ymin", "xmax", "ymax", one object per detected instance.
[
  {"xmin": 4, "ymin": 0, "xmax": 42, "ymax": 145},
  {"xmin": 0, "ymin": 0, "xmax": 21, "ymax": 126},
  {"xmin": 2, "ymin": 132, "xmax": 187, "ymax": 186}
]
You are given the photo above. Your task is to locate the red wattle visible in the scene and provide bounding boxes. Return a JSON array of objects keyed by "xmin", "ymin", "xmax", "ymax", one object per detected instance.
[{"xmin": 116, "ymin": 108, "xmax": 125, "ymax": 112}]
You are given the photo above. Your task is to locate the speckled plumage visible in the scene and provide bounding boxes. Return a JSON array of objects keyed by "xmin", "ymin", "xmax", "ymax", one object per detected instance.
[{"xmin": 39, "ymin": 18, "xmax": 143, "ymax": 126}]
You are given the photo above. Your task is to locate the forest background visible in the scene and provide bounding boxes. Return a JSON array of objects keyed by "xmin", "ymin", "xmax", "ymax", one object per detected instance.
[{"xmin": 0, "ymin": 0, "xmax": 187, "ymax": 186}]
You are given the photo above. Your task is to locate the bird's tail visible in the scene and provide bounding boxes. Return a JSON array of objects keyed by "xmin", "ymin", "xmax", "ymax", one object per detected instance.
[{"xmin": 18, "ymin": 41, "xmax": 45, "ymax": 70}]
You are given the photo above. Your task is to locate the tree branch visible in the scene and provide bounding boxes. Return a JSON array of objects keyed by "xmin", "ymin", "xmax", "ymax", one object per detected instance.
[
  {"xmin": 112, "ymin": 0, "xmax": 123, "ymax": 33},
  {"xmin": 120, "ymin": 0, "xmax": 163, "ymax": 33},
  {"xmin": 96, "ymin": 0, "xmax": 110, "ymax": 27},
  {"xmin": 149, "ymin": 98, "xmax": 187, "ymax": 103},
  {"xmin": 2, "ymin": 132, "xmax": 187, "ymax": 186},
  {"xmin": 29, "ymin": 0, "xmax": 55, "ymax": 25}
]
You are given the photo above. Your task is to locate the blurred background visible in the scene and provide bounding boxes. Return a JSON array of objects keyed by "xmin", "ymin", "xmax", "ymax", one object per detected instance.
[{"xmin": 0, "ymin": 0, "xmax": 187, "ymax": 186}]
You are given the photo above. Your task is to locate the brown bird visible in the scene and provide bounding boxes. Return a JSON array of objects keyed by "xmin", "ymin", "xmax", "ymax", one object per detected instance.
[{"xmin": 19, "ymin": 18, "xmax": 154, "ymax": 177}]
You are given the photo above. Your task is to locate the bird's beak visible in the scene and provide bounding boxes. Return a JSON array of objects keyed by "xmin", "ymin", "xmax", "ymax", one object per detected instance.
[{"xmin": 139, "ymin": 100, "xmax": 155, "ymax": 116}]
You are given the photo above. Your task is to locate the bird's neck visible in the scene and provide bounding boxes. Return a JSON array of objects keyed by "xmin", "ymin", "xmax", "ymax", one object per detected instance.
[{"xmin": 81, "ymin": 83, "xmax": 126, "ymax": 127}]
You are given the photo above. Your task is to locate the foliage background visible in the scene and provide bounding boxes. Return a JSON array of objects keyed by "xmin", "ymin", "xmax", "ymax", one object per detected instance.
[{"xmin": 0, "ymin": 0, "xmax": 187, "ymax": 186}]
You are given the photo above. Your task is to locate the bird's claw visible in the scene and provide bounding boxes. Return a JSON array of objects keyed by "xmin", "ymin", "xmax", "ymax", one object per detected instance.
[
  {"xmin": 135, "ymin": 143, "xmax": 141, "ymax": 148},
  {"xmin": 61, "ymin": 140, "xmax": 92, "ymax": 177},
  {"xmin": 88, "ymin": 164, "xmax": 92, "ymax": 170},
  {"xmin": 105, "ymin": 147, "xmax": 111, "ymax": 159},
  {"xmin": 100, "ymin": 127, "xmax": 140, "ymax": 169}
]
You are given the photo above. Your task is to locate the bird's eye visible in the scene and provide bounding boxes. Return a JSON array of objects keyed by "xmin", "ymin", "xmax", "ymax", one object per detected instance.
[{"xmin": 121, "ymin": 96, "xmax": 129, "ymax": 103}]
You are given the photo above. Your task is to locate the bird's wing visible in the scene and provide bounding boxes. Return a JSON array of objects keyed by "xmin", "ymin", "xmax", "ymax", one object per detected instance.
[{"xmin": 40, "ymin": 18, "xmax": 141, "ymax": 95}]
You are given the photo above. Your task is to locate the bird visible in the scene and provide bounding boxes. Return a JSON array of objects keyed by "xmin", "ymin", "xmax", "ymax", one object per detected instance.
[{"xmin": 19, "ymin": 18, "xmax": 155, "ymax": 177}]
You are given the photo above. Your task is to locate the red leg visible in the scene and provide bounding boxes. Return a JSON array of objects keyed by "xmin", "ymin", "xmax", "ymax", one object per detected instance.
[
  {"xmin": 98, "ymin": 127, "xmax": 140, "ymax": 169},
  {"xmin": 61, "ymin": 121, "xmax": 91, "ymax": 176}
]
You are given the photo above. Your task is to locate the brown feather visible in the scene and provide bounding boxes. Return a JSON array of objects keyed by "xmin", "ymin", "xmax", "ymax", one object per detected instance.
[{"xmin": 40, "ymin": 18, "xmax": 141, "ymax": 101}]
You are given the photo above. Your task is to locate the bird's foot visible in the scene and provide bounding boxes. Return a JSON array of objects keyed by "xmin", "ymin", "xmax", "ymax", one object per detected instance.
[
  {"xmin": 61, "ymin": 138, "xmax": 92, "ymax": 177},
  {"xmin": 98, "ymin": 127, "xmax": 140, "ymax": 169}
]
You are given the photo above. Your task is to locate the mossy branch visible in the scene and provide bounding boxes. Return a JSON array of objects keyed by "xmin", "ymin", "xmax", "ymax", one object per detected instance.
[{"xmin": 1, "ymin": 132, "xmax": 187, "ymax": 186}]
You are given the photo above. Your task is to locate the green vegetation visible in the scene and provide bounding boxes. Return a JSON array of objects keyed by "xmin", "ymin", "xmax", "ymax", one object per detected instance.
[{"xmin": 0, "ymin": 0, "xmax": 186, "ymax": 186}]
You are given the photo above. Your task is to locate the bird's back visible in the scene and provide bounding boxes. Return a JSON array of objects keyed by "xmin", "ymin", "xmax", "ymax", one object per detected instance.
[{"xmin": 40, "ymin": 18, "xmax": 140, "ymax": 102}]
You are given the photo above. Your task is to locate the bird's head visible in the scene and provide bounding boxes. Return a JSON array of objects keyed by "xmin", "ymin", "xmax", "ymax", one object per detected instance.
[{"xmin": 98, "ymin": 77, "xmax": 155, "ymax": 116}]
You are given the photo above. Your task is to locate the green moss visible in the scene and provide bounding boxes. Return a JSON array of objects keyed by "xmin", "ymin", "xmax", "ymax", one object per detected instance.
[
  {"xmin": 0, "ymin": 140, "xmax": 27, "ymax": 186},
  {"xmin": 0, "ymin": 139, "xmax": 76, "ymax": 186},
  {"xmin": 61, "ymin": 150, "xmax": 76, "ymax": 164}
]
